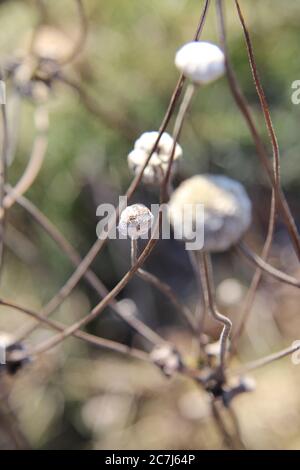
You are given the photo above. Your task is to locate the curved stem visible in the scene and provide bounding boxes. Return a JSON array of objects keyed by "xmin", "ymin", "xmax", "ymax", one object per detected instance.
[
  {"xmin": 237, "ymin": 241, "xmax": 300, "ymax": 288},
  {"xmin": 15, "ymin": 3, "xmax": 211, "ymax": 344},
  {"xmin": 216, "ymin": 0, "xmax": 300, "ymax": 260},
  {"xmin": 231, "ymin": 191, "xmax": 276, "ymax": 349},
  {"xmin": 0, "ymin": 85, "xmax": 8, "ymax": 279},
  {"xmin": 161, "ymin": 83, "xmax": 196, "ymax": 203},
  {"xmin": 0, "ymin": 106, "xmax": 48, "ymax": 219},
  {"xmin": 131, "ymin": 239, "xmax": 197, "ymax": 332},
  {"xmin": 10, "ymin": 215, "xmax": 162, "ymax": 361},
  {"xmin": 0, "ymin": 298, "xmax": 150, "ymax": 363},
  {"xmin": 56, "ymin": 0, "xmax": 88, "ymax": 66},
  {"xmin": 231, "ymin": 342, "xmax": 300, "ymax": 376},
  {"xmin": 198, "ymin": 252, "xmax": 232, "ymax": 378}
]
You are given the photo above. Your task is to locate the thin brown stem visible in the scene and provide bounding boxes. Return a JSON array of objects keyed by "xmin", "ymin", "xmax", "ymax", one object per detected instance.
[
  {"xmin": 57, "ymin": 0, "xmax": 88, "ymax": 66},
  {"xmin": 0, "ymin": 88, "xmax": 8, "ymax": 278},
  {"xmin": 237, "ymin": 241, "xmax": 300, "ymax": 288},
  {"xmin": 0, "ymin": 106, "xmax": 48, "ymax": 219},
  {"xmin": 199, "ymin": 252, "xmax": 232, "ymax": 378},
  {"xmin": 11, "ymin": 215, "xmax": 162, "ymax": 361},
  {"xmin": 231, "ymin": 342, "xmax": 300, "ymax": 376},
  {"xmin": 231, "ymin": 191, "xmax": 276, "ymax": 348},
  {"xmin": 15, "ymin": 3, "xmax": 211, "ymax": 344},
  {"xmin": 0, "ymin": 298, "xmax": 150, "ymax": 363},
  {"xmin": 131, "ymin": 239, "xmax": 197, "ymax": 331},
  {"xmin": 161, "ymin": 83, "xmax": 196, "ymax": 203},
  {"xmin": 216, "ymin": 0, "xmax": 300, "ymax": 260},
  {"xmin": 12, "ymin": 194, "xmax": 163, "ymax": 347}
]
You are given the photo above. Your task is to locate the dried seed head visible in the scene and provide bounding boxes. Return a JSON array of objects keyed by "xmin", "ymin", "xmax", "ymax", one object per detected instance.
[
  {"xmin": 168, "ymin": 174, "xmax": 252, "ymax": 252},
  {"xmin": 150, "ymin": 344, "xmax": 181, "ymax": 377},
  {"xmin": 128, "ymin": 131, "xmax": 182, "ymax": 184},
  {"xmin": 118, "ymin": 204, "xmax": 153, "ymax": 239},
  {"xmin": 0, "ymin": 332, "xmax": 30, "ymax": 375},
  {"xmin": 222, "ymin": 376, "xmax": 256, "ymax": 407},
  {"xmin": 175, "ymin": 41, "xmax": 225, "ymax": 84},
  {"xmin": 30, "ymin": 26, "xmax": 74, "ymax": 62}
]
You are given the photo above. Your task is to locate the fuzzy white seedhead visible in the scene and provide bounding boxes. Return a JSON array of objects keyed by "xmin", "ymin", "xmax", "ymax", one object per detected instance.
[
  {"xmin": 175, "ymin": 41, "xmax": 225, "ymax": 84},
  {"xmin": 128, "ymin": 131, "xmax": 182, "ymax": 184},
  {"xmin": 118, "ymin": 204, "xmax": 153, "ymax": 239},
  {"xmin": 168, "ymin": 174, "xmax": 252, "ymax": 252},
  {"xmin": 150, "ymin": 344, "xmax": 181, "ymax": 377}
]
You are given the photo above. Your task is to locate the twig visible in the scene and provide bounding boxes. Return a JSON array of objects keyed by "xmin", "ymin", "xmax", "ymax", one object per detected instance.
[
  {"xmin": 56, "ymin": 74, "xmax": 137, "ymax": 140},
  {"xmin": 231, "ymin": 342, "xmax": 300, "ymax": 375},
  {"xmin": 15, "ymin": 2, "xmax": 211, "ymax": 344},
  {"xmin": 130, "ymin": 239, "xmax": 197, "ymax": 331},
  {"xmin": 216, "ymin": 0, "xmax": 300, "ymax": 260},
  {"xmin": 237, "ymin": 241, "xmax": 300, "ymax": 289},
  {"xmin": 9, "ymin": 216, "xmax": 162, "ymax": 360},
  {"xmin": 198, "ymin": 252, "xmax": 232, "ymax": 379},
  {"xmin": 56, "ymin": 0, "xmax": 88, "ymax": 66},
  {"xmin": 231, "ymin": 192, "xmax": 276, "ymax": 349},
  {"xmin": 0, "ymin": 81, "xmax": 8, "ymax": 278},
  {"xmin": 161, "ymin": 83, "xmax": 196, "ymax": 203},
  {"xmin": 0, "ymin": 106, "xmax": 48, "ymax": 219},
  {"xmin": 0, "ymin": 298, "xmax": 150, "ymax": 362}
]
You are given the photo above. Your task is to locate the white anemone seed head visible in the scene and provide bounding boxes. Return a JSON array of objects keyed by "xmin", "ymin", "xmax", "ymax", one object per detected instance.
[
  {"xmin": 168, "ymin": 174, "xmax": 252, "ymax": 252},
  {"xmin": 118, "ymin": 204, "xmax": 153, "ymax": 239},
  {"xmin": 150, "ymin": 344, "xmax": 181, "ymax": 377},
  {"xmin": 175, "ymin": 41, "xmax": 225, "ymax": 84},
  {"xmin": 128, "ymin": 131, "xmax": 182, "ymax": 184}
]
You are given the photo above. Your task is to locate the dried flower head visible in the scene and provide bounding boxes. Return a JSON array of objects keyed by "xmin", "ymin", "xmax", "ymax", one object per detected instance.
[
  {"xmin": 29, "ymin": 26, "xmax": 74, "ymax": 62},
  {"xmin": 0, "ymin": 332, "xmax": 29, "ymax": 375},
  {"xmin": 150, "ymin": 344, "xmax": 182, "ymax": 377},
  {"xmin": 175, "ymin": 41, "xmax": 225, "ymax": 84},
  {"xmin": 118, "ymin": 204, "xmax": 153, "ymax": 239},
  {"xmin": 168, "ymin": 174, "xmax": 252, "ymax": 252},
  {"xmin": 128, "ymin": 131, "xmax": 182, "ymax": 184},
  {"xmin": 222, "ymin": 376, "xmax": 256, "ymax": 407}
]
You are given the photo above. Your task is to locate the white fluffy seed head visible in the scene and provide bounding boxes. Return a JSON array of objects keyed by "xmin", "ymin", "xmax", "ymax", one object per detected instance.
[
  {"xmin": 118, "ymin": 204, "xmax": 153, "ymax": 239},
  {"xmin": 175, "ymin": 41, "xmax": 225, "ymax": 84},
  {"xmin": 150, "ymin": 344, "xmax": 181, "ymax": 377},
  {"xmin": 168, "ymin": 174, "xmax": 252, "ymax": 252},
  {"xmin": 127, "ymin": 131, "xmax": 182, "ymax": 184}
]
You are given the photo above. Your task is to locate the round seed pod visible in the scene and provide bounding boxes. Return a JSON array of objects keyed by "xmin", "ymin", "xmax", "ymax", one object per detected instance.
[
  {"xmin": 128, "ymin": 131, "xmax": 182, "ymax": 184},
  {"xmin": 118, "ymin": 204, "xmax": 153, "ymax": 239},
  {"xmin": 168, "ymin": 174, "xmax": 252, "ymax": 252},
  {"xmin": 175, "ymin": 41, "xmax": 225, "ymax": 84},
  {"xmin": 150, "ymin": 344, "xmax": 182, "ymax": 377}
]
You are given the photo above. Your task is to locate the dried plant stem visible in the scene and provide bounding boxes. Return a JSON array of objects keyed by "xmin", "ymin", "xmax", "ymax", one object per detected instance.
[
  {"xmin": 0, "ymin": 93, "xmax": 8, "ymax": 278},
  {"xmin": 231, "ymin": 191, "xmax": 276, "ymax": 349},
  {"xmin": 56, "ymin": 0, "xmax": 88, "ymax": 66},
  {"xmin": 0, "ymin": 384, "xmax": 30, "ymax": 449},
  {"xmin": 232, "ymin": 342, "xmax": 300, "ymax": 376},
  {"xmin": 56, "ymin": 74, "xmax": 137, "ymax": 141},
  {"xmin": 131, "ymin": 239, "xmax": 197, "ymax": 331},
  {"xmin": 216, "ymin": 0, "xmax": 300, "ymax": 260},
  {"xmin": 161, "ymin": 83, "xmax": 196, "ymax": 202},
  {"xmin": 234, "ymin": 0, "xmax": 280, "ymax": 184},
  {"xmin": 0, "ymin": 106, "xmax": 48, "ymax": 219},
  {"xmin": 12, "ymin": 194, "xmax": 163, "ymax": 346},
  {"xmin": 0, "ymin": 298, "xmax": 150, "ymax": 362},
  {"xmin": 237, "ymin": 241, "xmax": 300, "ymax": 288},
  {"xmin": 10, "ymin": 215, "xmax": 163, "ymax": 361},
  {"xmin": 16, "ymin": 2, "xmax": 211, "ymax": 345},
  {"xmin": 187, "ymin": 251, "xmax": 206, "ymax": 341},
  {"xmin": 198, "ymin": 252, "xmax": 232, "ymax": 378},
  {"xmin": 211, "ymin": 399, "xmax": 238, "ymax": 450}
]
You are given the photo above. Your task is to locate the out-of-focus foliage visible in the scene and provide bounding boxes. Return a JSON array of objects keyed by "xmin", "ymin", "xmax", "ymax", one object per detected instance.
[{"xmin": 1, "ymin": 0, "xmax": 300, "ymax": 449}]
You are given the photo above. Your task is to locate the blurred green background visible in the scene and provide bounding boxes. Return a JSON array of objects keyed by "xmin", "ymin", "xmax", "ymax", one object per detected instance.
[{"xmin": 0, "ymin": 0, "xmax": 300, "ymax": 450}]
